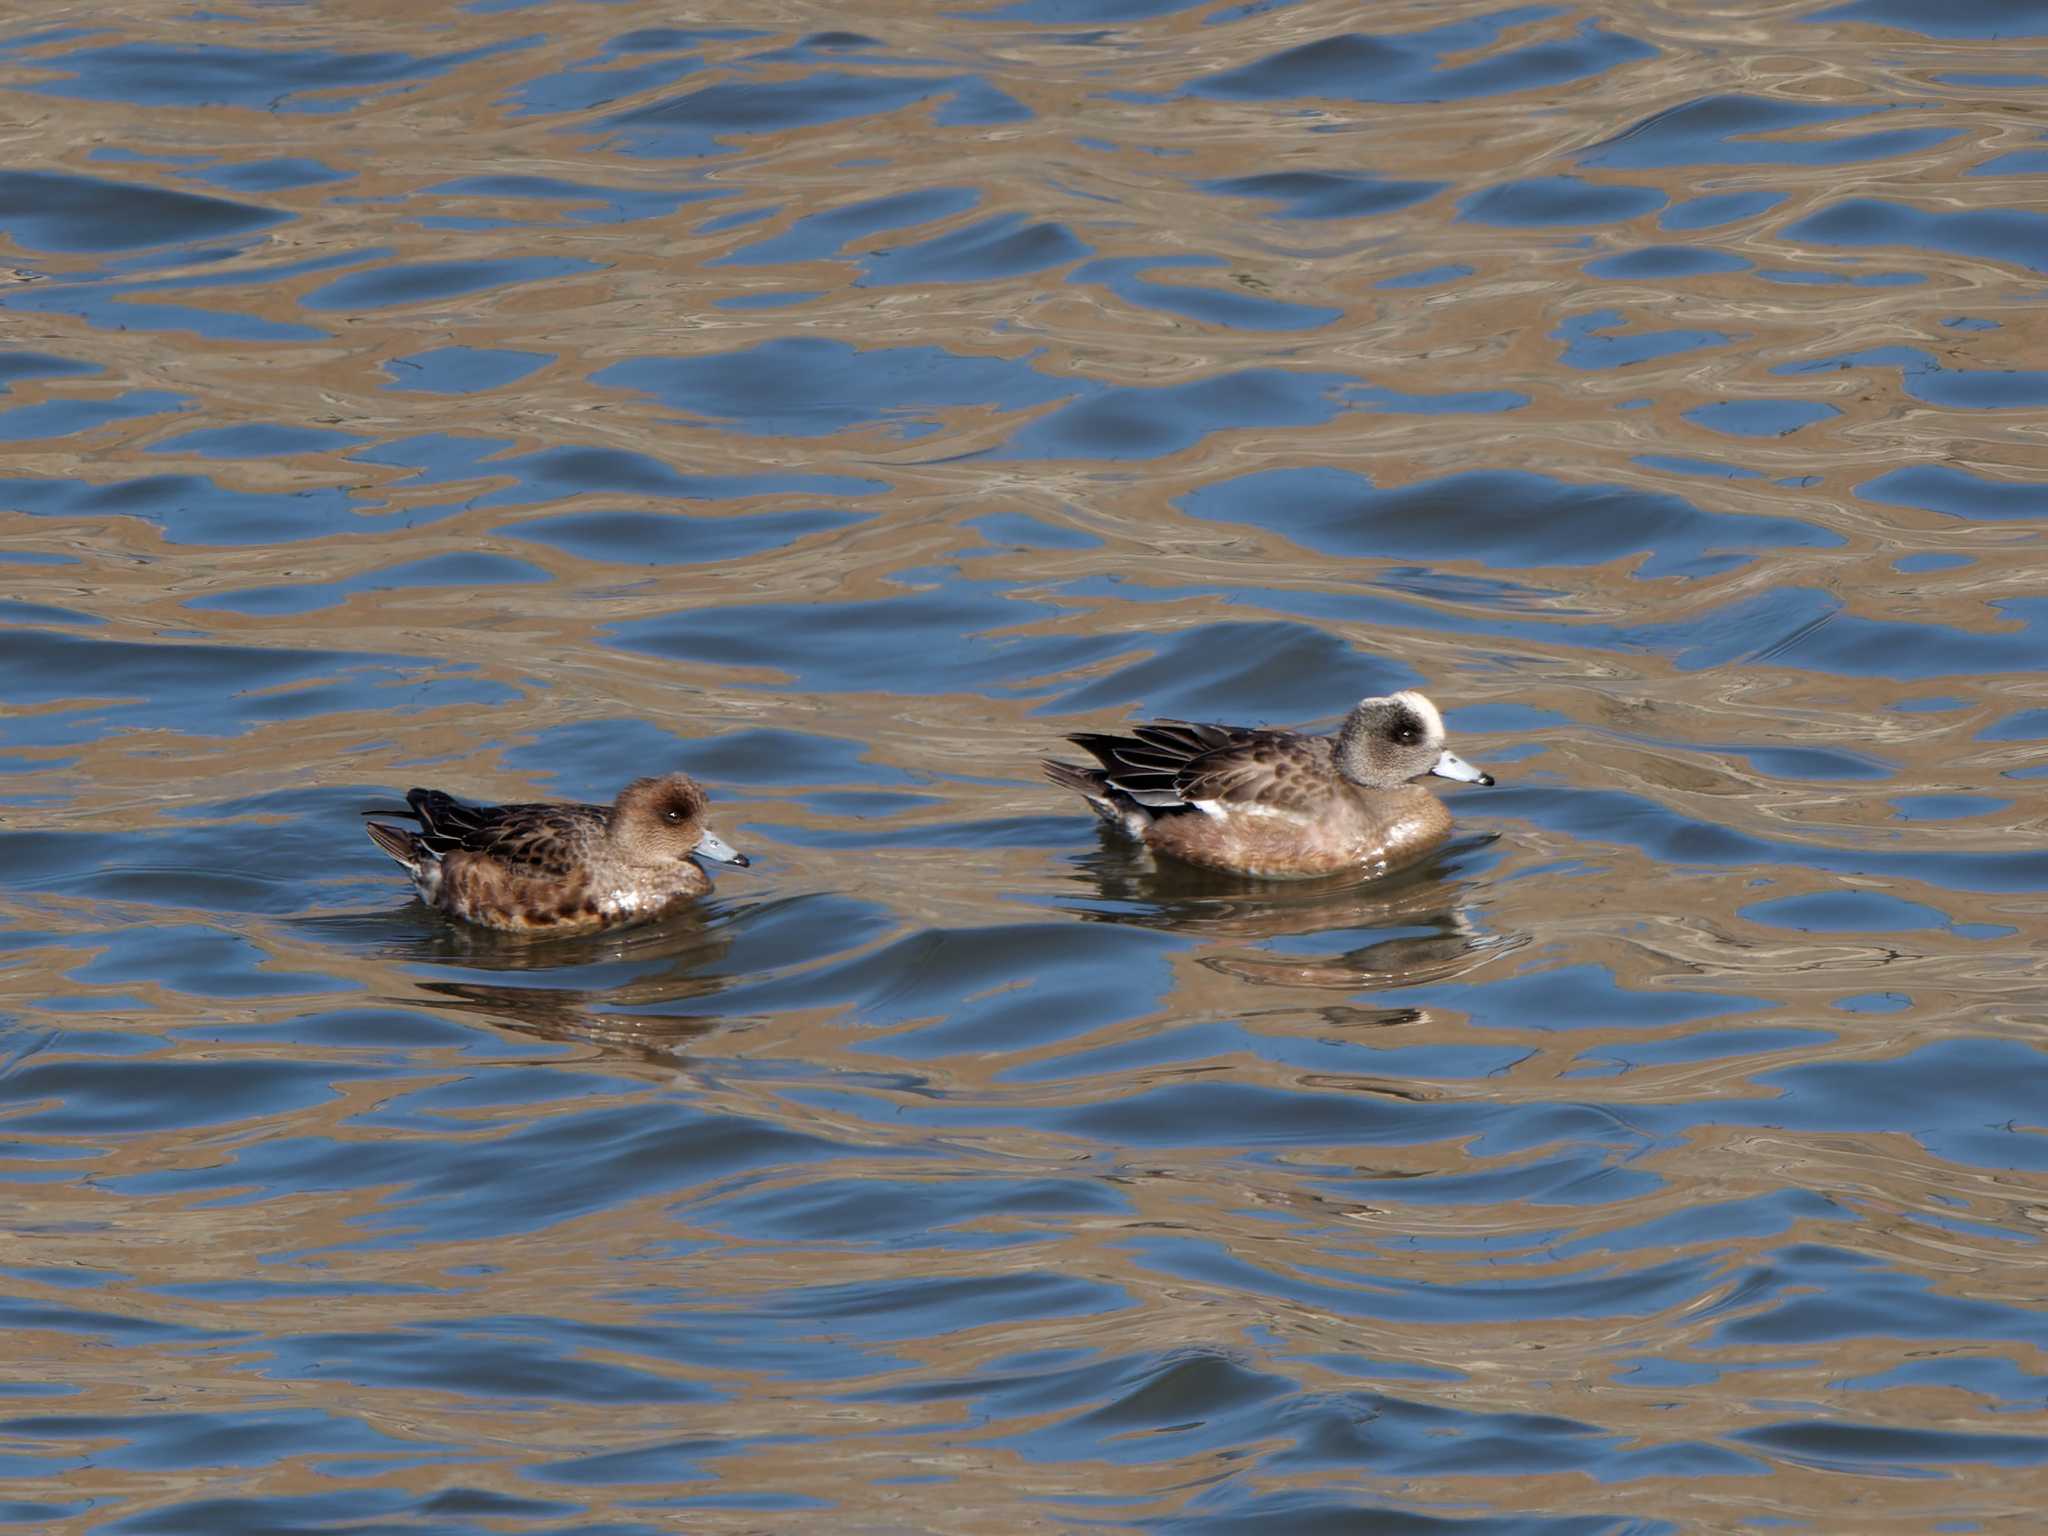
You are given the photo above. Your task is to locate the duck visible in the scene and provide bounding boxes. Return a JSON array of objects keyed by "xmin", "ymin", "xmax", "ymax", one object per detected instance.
[
  {"xmin": 1044, "ymin": 690, "xmax": 1492, "ymax": 880},
  {"xmin": 363, "ymin": 772, "xmax": 748, "ymax": 933}
]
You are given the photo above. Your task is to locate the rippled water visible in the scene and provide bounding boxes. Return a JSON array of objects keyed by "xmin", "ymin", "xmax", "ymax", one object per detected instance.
[{"xmin": 3, "ymin": 1, "xmax": 2046, "ymax": 1530}]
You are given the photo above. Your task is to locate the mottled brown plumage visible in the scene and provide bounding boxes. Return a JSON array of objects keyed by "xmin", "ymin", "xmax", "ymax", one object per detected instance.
[
  {"xmin": 1045, "ymin": 690, "xmax": 1493, "ymax": 880},
  {"xmin": 364, "ymin": 773, "xmax": 748, "ymax": 933}
]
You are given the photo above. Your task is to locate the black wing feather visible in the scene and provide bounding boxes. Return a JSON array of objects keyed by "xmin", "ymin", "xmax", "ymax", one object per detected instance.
[{"xmin": 1066, "ymin": 721, "xmax": 1270, "ymax": 809}]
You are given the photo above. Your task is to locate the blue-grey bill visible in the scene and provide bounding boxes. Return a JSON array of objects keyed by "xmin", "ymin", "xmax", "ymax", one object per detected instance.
[
  {"xmin": 1431, "ymin": 750, "xmax": 1494, "ymax": 787},
  {"xmin": 695, "ymin": 830, "xmax": 750, "ymax": 866}
]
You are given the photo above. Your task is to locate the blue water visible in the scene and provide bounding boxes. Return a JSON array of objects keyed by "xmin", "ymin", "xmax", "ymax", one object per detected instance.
[{"xmin": 2, "ymin": 3, "xmax": 2045, "ymax": 1532}]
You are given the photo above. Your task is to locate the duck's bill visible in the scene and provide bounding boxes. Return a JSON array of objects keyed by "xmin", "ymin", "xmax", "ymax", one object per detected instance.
[
  {"xmin": 695, "ymin": 830, "xmax": 751, "ymax": 866},
  {"xmin": 1430, "ymin": 751, "xmax": 1495, "ymax": 787}
]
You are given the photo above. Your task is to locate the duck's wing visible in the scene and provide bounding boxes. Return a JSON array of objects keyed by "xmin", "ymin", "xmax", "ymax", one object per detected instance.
[
  {"xmin": 394, "ymin": 789, "xmax": 605, "ymax": 876},
  {"xmin": 1068, "ymin": 721, "xmax": 1324, "ymax": 813},
  {"xmin": 1174, "ymin": 728, "xmax": 1334, "ymax": 816},
  {"xmin": 1066, "ymin": 722, "xmax": 1231, "ymax": 808}
]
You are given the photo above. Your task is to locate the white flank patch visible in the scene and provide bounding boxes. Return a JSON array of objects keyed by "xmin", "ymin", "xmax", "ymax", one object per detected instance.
[{"xmin": 1192, "ymin": 799, "xmax": 1298, "ymax": 823}]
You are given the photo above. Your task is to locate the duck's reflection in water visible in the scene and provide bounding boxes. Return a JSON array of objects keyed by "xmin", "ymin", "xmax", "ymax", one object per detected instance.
[
  {"xmin": 315, "ymin": 899, "xmax": 740, "ymax": 1058},
  {"xmin": 406, "ymin": 977, "xmax": 725, "ymax": 1062},
  {"xmin": 1060, "ymin": 831, "xmax": 1520, "ymax": 989}
]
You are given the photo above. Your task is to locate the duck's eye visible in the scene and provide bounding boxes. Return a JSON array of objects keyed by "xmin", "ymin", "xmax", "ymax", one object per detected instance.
[
  {"xmin": 1393, "ymin": 725, "xmax": 1422, "ymax": 745},
  {"xmin": 664, "ymin": 808, "xmax": 684, "ymax": 824}
]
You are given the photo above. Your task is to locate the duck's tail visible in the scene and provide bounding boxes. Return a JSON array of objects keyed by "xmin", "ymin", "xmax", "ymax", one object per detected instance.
[
  {"xmin": 1042, "ymin": 758, "xmax": 1105, "ymax": 796},
  {"xmin": 364, "ymin": 820, "xmax": 426, "ymax": 872},
  {"xmin": 1044, "ymin": 759, "xmax": 1135, "ymax": 829}
]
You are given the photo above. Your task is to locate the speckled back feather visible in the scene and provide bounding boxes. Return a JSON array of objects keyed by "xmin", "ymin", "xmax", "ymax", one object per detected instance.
[{"xmin": 376, "ymin": 788, "xmax": 609, "ymax": 878}]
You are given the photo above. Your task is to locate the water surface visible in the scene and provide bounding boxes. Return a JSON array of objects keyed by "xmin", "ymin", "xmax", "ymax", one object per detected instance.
[{"xmin": 2, "ymin": 2, "xmax": 2045, "ymax": 1532}]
